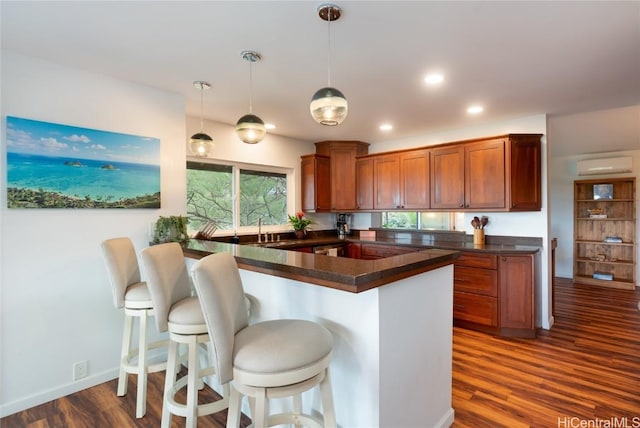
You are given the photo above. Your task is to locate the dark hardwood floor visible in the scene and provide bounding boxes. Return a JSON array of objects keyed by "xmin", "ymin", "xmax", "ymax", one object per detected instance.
[{"xmin": 2, "ymin": 278, "xmax": 639, "ymax": 427}]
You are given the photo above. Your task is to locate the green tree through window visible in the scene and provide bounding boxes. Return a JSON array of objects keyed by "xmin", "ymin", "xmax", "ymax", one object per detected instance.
[{"xmin": 187, "ymin": 161, "xmax": 288, "ymax": 233}]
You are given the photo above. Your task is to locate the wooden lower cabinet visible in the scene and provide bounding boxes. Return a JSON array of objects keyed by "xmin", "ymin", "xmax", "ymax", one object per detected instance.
[
  {"xmin": 499, "ymin": 254, "xmax": 535, "ymax": 334},
  {"xmin": 360, "ymin": 243, "xmax": 416, "ymax": 259},
  {"xmin": 454, "ymin": 251, "xmax": 535, "ymax": 337}
]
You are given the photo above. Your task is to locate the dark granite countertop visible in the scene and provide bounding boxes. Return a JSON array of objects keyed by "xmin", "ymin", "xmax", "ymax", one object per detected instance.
[
  {"xmin": 232, "ymin": 235, "xmax": 541, "ymax": 255},
  {"xmin": 183, "ymin": 239, "xmax": 460, "ymax": 293}
]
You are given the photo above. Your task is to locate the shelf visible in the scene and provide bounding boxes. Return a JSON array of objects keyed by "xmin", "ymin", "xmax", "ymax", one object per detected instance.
[
  {"xmin": 575, "ymin": 240, "xmax": 634, "ymax": 246},
  {"xmin": 573, "ymin": 177, "xmax": 636, "ymax": 290},
  {"xmin": 575, "ymin": 257, "xmax": 634, "ymax": 266},
  {"xmin": 573, "ymin": 274, "xmax": 635, "ymax": 290},
  {"xmin": 576, "ymin": 198, "xmax": 634, "ymax": 203},
  {"xmin": 576, "ymin": 217, "xmax": 635, "ymax": 221}
]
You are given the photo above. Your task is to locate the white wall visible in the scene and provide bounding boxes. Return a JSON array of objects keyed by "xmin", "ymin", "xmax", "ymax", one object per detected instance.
[
  {"xmin": 549, "ymin": 150, "xmax": 640, "ymax": 280},
  {"xmin": 0, "ymin": 50, "xmax": 317, "ymax": 416},
  {"xmin": 0, "ymin": 50, "xmax": 187, "ymax": 415}
]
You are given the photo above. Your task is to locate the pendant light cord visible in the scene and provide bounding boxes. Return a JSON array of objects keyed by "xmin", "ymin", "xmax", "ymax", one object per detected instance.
[
  {"xmin": 248, "ymin": 59, "xmax": 254, "ymax": 114},
  {"xmin": 199, "ymin": 87, "xmax": 204, "ymax": 131},
  {"xmin": 327, "ymin": 10, "xmax": 332, "ymax": 87}
]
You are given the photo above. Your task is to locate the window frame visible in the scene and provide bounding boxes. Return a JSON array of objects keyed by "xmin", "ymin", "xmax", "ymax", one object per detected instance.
[{"xmin": 187, "ymin": 157, "xmax": 294, "ymax": 234}]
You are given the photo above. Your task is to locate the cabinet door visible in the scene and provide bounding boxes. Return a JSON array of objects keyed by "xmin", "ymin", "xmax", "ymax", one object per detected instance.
[
  {"xmin": 346, "ymin": 242, "xmax": 362, "ymax": 259},
  {"xmin": 465, "ymin": 139, "xmax": 505, "ymax": 209},
  {"xmin": 356, "ymin": 158, "xmax": 374, "ymax": 210},
  {"xmin": 509, "ymin": 136, "xmax": 542, "ymax": 211},
  {"xmin": 373, "ymin": 155, "xmax": 401, "ymax": 209},
  {"xmin": 401, "ymin": 149, "xmax": 430, "ymax": 209},
  {"xmin": 431, "ymin": 146, "xmax": 464, "ymax": 209},
  {"xmin": 331, "ymin": 148, "xmax": 358, "ymax": 210},
  {"xmin": 301, "ymin": 155, "xmax": 330, "ymax": 212},
  {"xmin": 499, "ymin": 255, "xmax": 534, "ymax": 331}
]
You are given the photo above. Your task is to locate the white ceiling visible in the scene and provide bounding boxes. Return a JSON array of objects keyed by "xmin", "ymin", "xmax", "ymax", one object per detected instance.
[{"xmin": 2, "ymin": 1, "xmax": 639, "ymax": 156}]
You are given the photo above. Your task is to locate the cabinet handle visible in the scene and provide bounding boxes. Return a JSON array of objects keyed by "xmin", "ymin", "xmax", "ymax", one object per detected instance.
[
  {"xmin": 453, "ymin": 304, "xmax": 465, "ymax": 309},
  {"xmin": 502, "ymin": 257, "xmax": 507, "ymax": 262},
  {"xmin": 459, "ymin": 203, "xmax": 464, "ymax": 208}
]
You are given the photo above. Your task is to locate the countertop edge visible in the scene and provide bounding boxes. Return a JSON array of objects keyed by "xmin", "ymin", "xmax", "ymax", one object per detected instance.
[{"xmin": 183, "ymin": 243, "xmax": 460, "ymax": 293}]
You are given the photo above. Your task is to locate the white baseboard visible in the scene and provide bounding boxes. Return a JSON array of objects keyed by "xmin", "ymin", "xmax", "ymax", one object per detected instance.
[
  {"xmin": 0, "ymin": 353, "xmax": 167, "ymax": 418},
  {"xmin": 0, "ymin": 368, "xmax": 119, "ymax": 418}
]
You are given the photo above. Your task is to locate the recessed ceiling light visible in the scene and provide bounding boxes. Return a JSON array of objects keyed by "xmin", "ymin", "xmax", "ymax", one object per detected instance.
[
  {"xmin": 424, "ymin": 73, "xmax": 444, "ymax": 86},
  {"xmin": 467, "ymin": 105, "xmax": 484, "ymax": 114},
  {"xmin": 265, "ymin": 123, "xmax": 276, "ymax": 130},
  {"xmin": 379, "ymin": 123, "xmax": 393, "ymax": 131}
]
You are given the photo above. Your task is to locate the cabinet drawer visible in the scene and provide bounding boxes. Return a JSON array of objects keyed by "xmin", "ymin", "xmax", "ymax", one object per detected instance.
[
  {"xmin": 454, "ymin": 266, "xmax": 497, "ymax": 297},
  {"xmin": 361, "ymin": 244, "xmax": 415, "ymax": 259},
  {"xmin": 455, "ymin": 252, "xmax": 497, "ymax": 269},
  {"xmin": 453, "ymin": 291, "xmax": 498, "ymax": 327}
]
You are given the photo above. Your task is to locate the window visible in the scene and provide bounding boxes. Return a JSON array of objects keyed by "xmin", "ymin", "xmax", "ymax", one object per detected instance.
[
  {"xmin": 381, "ymin": 211, "xmax": 452, "ymax": 230},
  {"xmin": 187, "ymin": 161, "xmax": 289, "ymax": 233}
]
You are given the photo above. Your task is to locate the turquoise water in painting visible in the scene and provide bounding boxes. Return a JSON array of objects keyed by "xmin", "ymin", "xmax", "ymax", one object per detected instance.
[{"xmin": 7, "ymin": 152, "xmax": 160, "ymax": 201}]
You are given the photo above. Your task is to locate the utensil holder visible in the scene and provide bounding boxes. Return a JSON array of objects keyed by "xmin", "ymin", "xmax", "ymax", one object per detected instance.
[{"xmin": 473, "ymin": 229, "xmax": 485, "ymax": 245}]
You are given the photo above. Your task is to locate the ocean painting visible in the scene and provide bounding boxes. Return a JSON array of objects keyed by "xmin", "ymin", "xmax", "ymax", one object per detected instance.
[{"xmin": 6, "ymin": 116, "xmax": 161, "ymax": 208}]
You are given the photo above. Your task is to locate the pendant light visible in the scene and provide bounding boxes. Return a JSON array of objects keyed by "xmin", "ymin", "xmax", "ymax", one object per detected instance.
[
  {"xmin": 236, "ymin": 51, "xmax": 266, "ymax": 144},
  {"xmin": 189, "ymin": 81, "xmax": 214, "ymax": 157},
  {"xmin": 310, "ymin": 4, "xmax": 348, "ymax": 126}
]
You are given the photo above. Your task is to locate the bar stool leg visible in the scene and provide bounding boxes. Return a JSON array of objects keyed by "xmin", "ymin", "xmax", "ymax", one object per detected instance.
[
  {"xmin": 293, "ymin": 394, "xmax": 302, "ymax": 428},
  {"xmin": 118, "ymin": 314, "xmax": 133, "ymax": 397},
  {"xmin": 254, "ymin": 389, "xmax": 268, "ymax": 428},
  {"xmin": 226, "ymin": 386, "xmax": 243, "ymax": 428},
  {"xmin": 186, "ymin": 335, "xmax": 199, "ymax": 427},
  {"xmin": 135, "ymin": 311, "xmax": 149, "ymax": 418},
  {"xmin": 161, "ymin": 340, "xmax": 179, "ymax": 428},
  {"xmin": 320, "ymin": 369, "xmax": 336, "ymax": 427}
]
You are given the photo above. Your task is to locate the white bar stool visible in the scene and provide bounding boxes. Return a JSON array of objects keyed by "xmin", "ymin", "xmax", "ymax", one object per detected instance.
[
  {"xmin": 192, "ymin": 251, "xmax": 337, "ymax": 428},
  {"xmin": 100, "ymin": 237, "xmax": 168, "ymax": 418},
  {"xmin": 141, "ymin": 242, "xmax": 229, "ymax": 428}
]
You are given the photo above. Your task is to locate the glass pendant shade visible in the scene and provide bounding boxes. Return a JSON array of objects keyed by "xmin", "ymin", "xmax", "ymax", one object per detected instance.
[
  {"xmin": 310, "ymin": 4, "xmax": 348, "ymax": 126},
  {"xmin": 235, "ymin": 113, "xmax": 266, "ymax": 144},
  {"xmin": 189, "ymin": 132, "xmax": 214, "ymax": 157},
  {"xmin": 310, "ymin": 87, "xmax": 348, "ymax": 126}
]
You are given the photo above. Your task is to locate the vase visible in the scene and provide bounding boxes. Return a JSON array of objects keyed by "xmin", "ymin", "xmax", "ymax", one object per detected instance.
[{"xmin": 294, "ymin": 230, "xmax": 306, "ymax": 240}]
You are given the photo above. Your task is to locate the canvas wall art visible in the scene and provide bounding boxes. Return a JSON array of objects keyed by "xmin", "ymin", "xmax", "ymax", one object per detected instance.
[{"xmin": 6, "ymin": 116, "xmax": 160, "ymax": 208}]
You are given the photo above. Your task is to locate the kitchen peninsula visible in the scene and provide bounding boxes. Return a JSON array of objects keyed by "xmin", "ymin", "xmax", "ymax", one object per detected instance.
[{"xmin": 184, "ymin": 240, "xmax": 459, "ymax": 428}]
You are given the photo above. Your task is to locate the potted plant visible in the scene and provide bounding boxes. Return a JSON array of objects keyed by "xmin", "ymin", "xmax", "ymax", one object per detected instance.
[
  {"xmin": 288, "ymin": 212, "xmax": 312, "ymax": 239},
  {"xmin": 152, "ymin": 215, "xmax": 189, "ymax": 244}
]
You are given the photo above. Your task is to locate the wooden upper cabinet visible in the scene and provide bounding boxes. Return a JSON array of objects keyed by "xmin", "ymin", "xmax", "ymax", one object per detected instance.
[
  {"xmin": 373, "ymin": 154, "xmax": 401, "ymax": 209},
  {"xmin": 430, "ymin": 146, "xmax": 465, "ymax": 209},
  {"xmin": 315, "ymin": 141, "xmax": 369, "ymax": 211},
  {"xmin": 301, "ymin": 154, "xmax": 330, "ymax": 212},
  {"xmin": 401, "ymin": 149, "xmax": 430, "ymax": 209},
  {"xmin": 431, "ymin": 134, "xmax": 542, "ymax": 212},
  {"xmin": 509, "ymin": 135, "xmax": 542, "ymax": 211},
  {"xmin": 304, "ymin": 134, "xmax": 540, "ymax": 213},
  {"xmin": 465, "ymin": 139, "xmax": 506, "ymax": 209},
  {"xmin": 356, "ymin": 157, "xmax": 374, "ymax": 210}
]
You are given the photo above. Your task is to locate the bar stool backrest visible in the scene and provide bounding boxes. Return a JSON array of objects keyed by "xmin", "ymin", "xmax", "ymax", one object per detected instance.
[
  {"xmin": 141, "ymin": 242, "xmax": 192, "ymax": 332},
  {"xmin": 101, "ymin": 237, "xmax": 142, "ymax": 308},
  {"xmin": 191, "ymin": 252, "xmax": 249, "ymax": 384}
]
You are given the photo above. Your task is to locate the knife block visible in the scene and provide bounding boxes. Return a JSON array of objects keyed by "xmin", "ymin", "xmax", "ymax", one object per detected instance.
[{"xmin": 473, "ymin": 229, "xmax": 485, "ymax": 245}]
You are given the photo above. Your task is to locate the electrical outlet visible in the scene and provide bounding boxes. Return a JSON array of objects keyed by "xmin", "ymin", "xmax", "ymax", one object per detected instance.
[{"xmin": 73, "ymin": 360, "xmax": 88, "ymax": 381}]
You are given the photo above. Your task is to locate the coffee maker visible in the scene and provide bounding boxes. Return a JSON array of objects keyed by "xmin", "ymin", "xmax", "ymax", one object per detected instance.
[{"xmin": 336, "ymin": 213, "xmax": 351, "ymax": 238}]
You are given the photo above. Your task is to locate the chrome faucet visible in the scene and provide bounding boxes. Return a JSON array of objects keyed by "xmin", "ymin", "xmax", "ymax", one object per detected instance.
[{"xmin": 257, "ymin": 217, "xmax": 262, "ymax": 243}]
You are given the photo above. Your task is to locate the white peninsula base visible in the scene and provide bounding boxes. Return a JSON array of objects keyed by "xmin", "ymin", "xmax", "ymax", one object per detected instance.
[{"xmin": 188, "ymin": 259, "xmax": 455, "ymax": 428}]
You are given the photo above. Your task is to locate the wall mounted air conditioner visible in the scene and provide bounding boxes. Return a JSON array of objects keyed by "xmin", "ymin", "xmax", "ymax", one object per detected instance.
[{"xmin": 576, "ymin": 157, "xmax": 632, "ymax": 176}]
